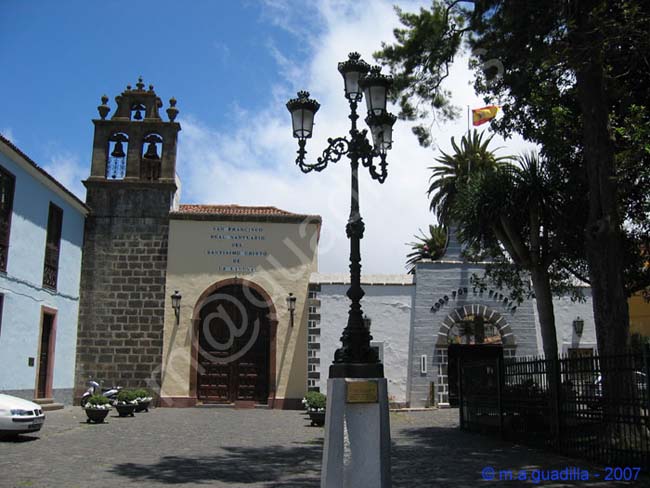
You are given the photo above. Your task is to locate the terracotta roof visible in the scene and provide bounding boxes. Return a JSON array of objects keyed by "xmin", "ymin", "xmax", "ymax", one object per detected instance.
[
  {"xmin": 174, "ymin": 204, "xmax": 321, "ymax": 220},
  {"xmin": 0, "ymin": 134, "xmax": 89, "ymax": 212}
]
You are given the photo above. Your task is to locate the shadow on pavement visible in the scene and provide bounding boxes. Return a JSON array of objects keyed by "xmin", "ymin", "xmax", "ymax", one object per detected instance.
[
  {"xmin": 0, "ymin": 434, "xmax": 41, "ymax": 443},
  {"xmin": 392, "ymin": 424, "xmax": 643, "ymax": 487},
  {"xmin": 109, "ymin": 441, "xmax": 323, "ymax": 487}
]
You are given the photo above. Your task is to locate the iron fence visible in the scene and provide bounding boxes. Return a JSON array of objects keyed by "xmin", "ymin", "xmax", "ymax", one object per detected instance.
[{"xmin": 459, "ymin": 347, "xmax": 650, "ymax": 469}]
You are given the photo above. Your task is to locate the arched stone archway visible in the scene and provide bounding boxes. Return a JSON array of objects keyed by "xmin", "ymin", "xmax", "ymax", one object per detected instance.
[
  {"xmin": 436, "ymin": 304, "xmax": 516, "ymax": 347},
  {"xmin": 189, "ymin": 278, "xmax": 278, "ymax": 406},
  {"xmin": 433, "ymin": 304, "xmax": 517, "ymax": 406}
]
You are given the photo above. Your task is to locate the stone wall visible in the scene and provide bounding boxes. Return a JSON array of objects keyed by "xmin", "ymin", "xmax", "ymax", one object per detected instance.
[
  {"xmin": 74, "ymin": 182, "xmax": 174, "ymax": 401},
  {"xmin": 407, "ymin": 261, "xmax": 539, "ymax": 408}
]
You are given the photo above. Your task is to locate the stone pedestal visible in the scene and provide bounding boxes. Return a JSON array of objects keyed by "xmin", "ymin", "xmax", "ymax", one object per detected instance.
[{"xmin": 321, "ymin": 378, "xmax": 391, "ymax": 488}]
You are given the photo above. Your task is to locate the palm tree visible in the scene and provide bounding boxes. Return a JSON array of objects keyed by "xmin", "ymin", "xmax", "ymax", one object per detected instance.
[
  {"xmin": 453, "ymin": 151, "xmax": 562, "ymax": 359},
  {"xmin": 427, "ymin": 129, "xmax": 510, "ymax": 224},
  {"xmin": 405, "ymin": 224, "xmax": 447, "ymax": 274}
]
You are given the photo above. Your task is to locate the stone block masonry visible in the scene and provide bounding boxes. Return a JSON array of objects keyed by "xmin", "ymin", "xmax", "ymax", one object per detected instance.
[{"xmin": 74, "ymin": 183, "xmax": 174, "ymax": 402}]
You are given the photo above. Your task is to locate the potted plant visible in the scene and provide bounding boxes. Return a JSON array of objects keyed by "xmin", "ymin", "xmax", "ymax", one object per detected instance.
[
  {"xmin": 133, "ymin": 388, "xmax": 153, "ymax": 413},
  {"xmin": 113, "ymin": 390, "xmax": 138, "ymax": 417},
  {"xmin": 83, "ymin": 394, "xmax": 111, "ymax": 423},
  {"xmin": 302, "ymin": 391, "xmax": 326, "ymax": 426}
]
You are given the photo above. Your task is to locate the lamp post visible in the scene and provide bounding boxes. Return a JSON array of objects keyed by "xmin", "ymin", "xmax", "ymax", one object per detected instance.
[{"xmin": 287, "ymin": 52, "xmax": 396, "ymax": 379}]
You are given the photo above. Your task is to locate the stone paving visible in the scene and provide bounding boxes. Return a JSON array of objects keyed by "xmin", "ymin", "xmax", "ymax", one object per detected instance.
[{"xmin": 0, "ymin": 407, "xmax": 646, "ymax": 487}]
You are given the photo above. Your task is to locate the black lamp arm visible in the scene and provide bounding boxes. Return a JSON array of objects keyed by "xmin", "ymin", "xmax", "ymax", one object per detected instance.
[
  {"xmin": 360, "ymin": 149, "xmax": 388, "ymax": 183},
  {"xmin": 295, "ymin": 137, "xmax": 349, "ymax": 173}
]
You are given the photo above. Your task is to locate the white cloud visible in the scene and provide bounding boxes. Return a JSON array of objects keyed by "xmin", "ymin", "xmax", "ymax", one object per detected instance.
[
  {"xmin": 42, "ymin": 152, "xmax": 87, "ymax": 201},
  {"xmin": 1, "ymin": 127, "xmax": 16, "ymax": 144},
  {"xmin": 176, "ymin": 0, "xmax": 537, "ymax": 274}
]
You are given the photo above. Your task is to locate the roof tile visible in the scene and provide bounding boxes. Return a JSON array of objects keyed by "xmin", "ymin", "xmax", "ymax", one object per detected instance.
[{"xmin": 175, "ymin": 204, "xmax": 319, "ymax": 219}]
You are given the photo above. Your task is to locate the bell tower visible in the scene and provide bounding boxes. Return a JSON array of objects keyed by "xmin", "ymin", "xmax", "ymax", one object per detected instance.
[
  {"xmin": 87, "ymin": 77, "xmax": 180, "ymax": 184},
  {"xmin": 75, "ymin": 78, "xmax": 181, "ymax": 401}
]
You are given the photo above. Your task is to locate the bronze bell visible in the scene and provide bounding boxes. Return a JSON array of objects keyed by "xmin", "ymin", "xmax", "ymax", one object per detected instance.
[
  {"xmin": 143, "ymin": 142, "xmax": 160, "ymax": 159},
  {"xmin": 110, "ymin": 140, "xmax": 126, "ymax": 158},
  {"xmin": 133, "ymin": 108, "xmax": 143, "ymax": 120}
]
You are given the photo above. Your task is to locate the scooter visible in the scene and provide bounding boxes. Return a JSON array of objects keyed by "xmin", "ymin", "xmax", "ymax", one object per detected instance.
[{"xmin": 80, "ymin": 379, "xmax": 122, "ymax": 406}]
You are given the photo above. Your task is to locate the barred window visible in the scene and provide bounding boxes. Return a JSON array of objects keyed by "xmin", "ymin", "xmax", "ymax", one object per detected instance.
[
  {"xmin": 0, "ymin": 166, "xmax": 15, "ymax": 272},
  {"xmin": 42, "ymin": 203, "xmax": 63, "ymax": 290}
]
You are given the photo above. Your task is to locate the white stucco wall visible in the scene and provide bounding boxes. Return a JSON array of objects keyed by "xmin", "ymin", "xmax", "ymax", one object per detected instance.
[
  {"xmin": 548, "ymin": 288, "xmax": 597, "ymax": 355},
  {"xmin": 0, "ymin": 142, "xmax": 86, "ymax": 403},
  {"xmin": 315, "ymin": 279, "xmax": 414, "ymax": 404}
]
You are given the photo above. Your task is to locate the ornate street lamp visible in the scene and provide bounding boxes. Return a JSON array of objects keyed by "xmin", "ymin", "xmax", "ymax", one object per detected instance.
[{"xmin": 286, "ymin": 52, "xmax": 396, "ymax": 379}]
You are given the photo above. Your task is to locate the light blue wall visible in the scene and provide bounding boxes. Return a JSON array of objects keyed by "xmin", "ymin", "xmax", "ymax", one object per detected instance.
[{"xmin": 0, "ymin": 147, "xmax": 85, "ymax": 403}]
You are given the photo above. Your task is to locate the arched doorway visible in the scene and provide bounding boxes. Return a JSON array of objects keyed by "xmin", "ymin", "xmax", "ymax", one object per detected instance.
[
  {"xmin": 434, "ymin": 305, "xmax": 516, "ymax": 406},
  {"xmin": 193, "ymin": 281, "xmax": 275, "ymax": 404}
]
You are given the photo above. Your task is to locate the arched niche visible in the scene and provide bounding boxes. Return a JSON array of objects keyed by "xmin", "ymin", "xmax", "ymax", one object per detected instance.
[
  {"xmin": 106, "ymin": 132, "xmax": 129, "ymax": 179},
  {"xmin": 141, "ymin": 133, "xmax": 163, "ymax": 180}
]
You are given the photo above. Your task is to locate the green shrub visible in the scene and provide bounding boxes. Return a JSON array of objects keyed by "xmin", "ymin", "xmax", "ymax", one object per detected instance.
[
  {"xmin": 303, "ymin": 391, "xmax": 326, "ymax": 410},
  {"xmin": 133, "ymin": 388, "xmax": 152, "ymax": 399},
  {"xmin": 116, "ymin": 390, "xmax": 139, "ymax": 403},
  {"xmin": 86, "ymin": 394, "xmax": 110, "ymax": 407}
]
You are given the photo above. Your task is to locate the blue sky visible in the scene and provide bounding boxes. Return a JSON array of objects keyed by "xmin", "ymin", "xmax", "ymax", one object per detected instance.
[
  {"xmin": 1, "ymin": 1, "xmax": 319, "ymax": 163},
  {"xmin": 1, "ymin": 0, "xmax": 531, "ymax": 274}
]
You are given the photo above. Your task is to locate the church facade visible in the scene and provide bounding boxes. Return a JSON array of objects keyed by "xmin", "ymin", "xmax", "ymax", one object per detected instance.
[{"xmin": 74, "ymin": 81, "xmax": 320, "ymax": 408}]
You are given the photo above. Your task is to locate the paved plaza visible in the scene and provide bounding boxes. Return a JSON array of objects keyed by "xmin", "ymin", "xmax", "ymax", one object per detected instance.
[{"xmin": 0, "ymin": 407, "xmax": 645, "ymax": 487}]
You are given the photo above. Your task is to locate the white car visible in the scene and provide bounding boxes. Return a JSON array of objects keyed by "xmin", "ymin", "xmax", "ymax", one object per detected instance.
[{"xmin": 0, "ymin": 394, "xmax": 46, "ymax": 436}]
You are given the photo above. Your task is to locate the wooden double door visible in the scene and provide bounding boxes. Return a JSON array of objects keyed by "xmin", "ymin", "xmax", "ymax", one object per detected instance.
[{"xmin": 197, "ymin": 284, "xmax": 270, "ymax": 404}]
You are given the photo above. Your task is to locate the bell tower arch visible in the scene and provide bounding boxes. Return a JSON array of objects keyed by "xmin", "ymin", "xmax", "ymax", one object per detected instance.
[
  {"xmin": 75, "ymin": 78, "xmax": 181, "ymax": 402},
  {"xmin": 88, "ymin": 77, "xmax": 180, "ymax": 183}
]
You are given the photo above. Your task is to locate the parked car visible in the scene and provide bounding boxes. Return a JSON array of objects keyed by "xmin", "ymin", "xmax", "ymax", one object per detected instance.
[{"xmin": 0, "ymin": 394, "xmax": 46, "ymax": 437}]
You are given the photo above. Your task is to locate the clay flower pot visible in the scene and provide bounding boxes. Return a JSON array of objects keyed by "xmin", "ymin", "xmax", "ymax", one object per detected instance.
[
  {"xmin": 308, "ymin": 410, "xmax": 326, "ymax": 427},
  {"xmin": 114, "ymin": 403, "xmax": 136, "ymax": 417},
  {"xmin": 134, "ymin": 397, "xmax": 153, "ymax": 413},
  {"xmin": 84, "ymin": 407, "xmax": 110, "ymax": 423}
]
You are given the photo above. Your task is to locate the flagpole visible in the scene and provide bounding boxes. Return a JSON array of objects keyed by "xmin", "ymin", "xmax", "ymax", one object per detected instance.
[{"xmin": 467, "ymin": 105, "xmax": 470, "ymax": 135}]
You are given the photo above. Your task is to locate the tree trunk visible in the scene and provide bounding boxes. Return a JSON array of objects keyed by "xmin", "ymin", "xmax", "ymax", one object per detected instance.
[
  {"xmin": 573, "ymin": 0, "xmax": 630, "ymax": 357},
  {"xmin": 530, "ymin": 266, "xmax": 559, "ymax": 359}
]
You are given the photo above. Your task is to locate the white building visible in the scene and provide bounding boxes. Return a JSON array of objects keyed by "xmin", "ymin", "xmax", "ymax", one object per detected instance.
[
  {"xmin": 309, "ymin": 230, "xmax": 597, "ymax": 408},
  {"xmin": 0, "ymin": 135, "xmax": 87, "ymax": 406}
]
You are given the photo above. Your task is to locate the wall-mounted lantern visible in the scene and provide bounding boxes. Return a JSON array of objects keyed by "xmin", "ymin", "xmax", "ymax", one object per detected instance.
[
  {"xmin": 573, "ymin": 316, "xmax": 584, "ymax": 336},
  {"xmin": 287, "ymin": 292, "xmax": 297, "ymax": 327},
  {"xmin": 363, "ymin": 315, "xmax": 372, "ymax": 330},
  {"xmin": 171, "ymin": 290, "xmax": 182, "ymax": 325}
]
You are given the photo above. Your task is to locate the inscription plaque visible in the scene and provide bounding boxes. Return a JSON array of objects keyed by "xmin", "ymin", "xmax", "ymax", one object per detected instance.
[{"xmin": 346, "ymin": 380, "xmax": 379, "ymax": 403}]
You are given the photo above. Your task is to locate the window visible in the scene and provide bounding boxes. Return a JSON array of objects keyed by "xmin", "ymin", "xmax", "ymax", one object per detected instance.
[
  {"xmin": 43, "ymin": 203, "xmax": 63, "ymax": 290},
  {"xmin": 309, "ymin": 306, "xmax": 317, "ymax": 314},
  {"xmin": 308, "ymin": 334, "xmax": 317, "ymax": 344},
  {"xmin": 308, "ymin": 290, "xmax": 317, "ymax": 299},
  {"xmin": 308, "ymin": 320, "xmax": 318, "ymax": 328},
  {"xmin": 0, "ymin": 166, "xmax": 15, "ymax": 272}
]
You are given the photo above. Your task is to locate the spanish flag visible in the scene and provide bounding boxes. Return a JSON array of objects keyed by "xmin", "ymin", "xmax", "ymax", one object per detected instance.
[{"xmin": 472, "ymin": 105, "xmax": 499, "ymax": 126}]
